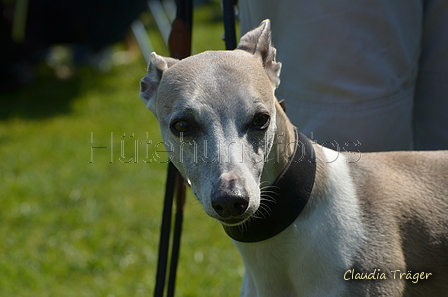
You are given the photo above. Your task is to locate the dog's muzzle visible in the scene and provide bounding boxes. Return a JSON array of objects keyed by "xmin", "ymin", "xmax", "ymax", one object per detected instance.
[
  {"xmin": 211, "ymin": 172, "xmax": 251, "ymax": 225},
  {"xmin": 212, "ymin": 190, "xmax": 249, "ymax": 216}
]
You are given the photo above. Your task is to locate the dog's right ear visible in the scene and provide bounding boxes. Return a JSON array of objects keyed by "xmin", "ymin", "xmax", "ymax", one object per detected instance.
[{"xmin": 140, "ymin": 52, "xmax": 178, "ymax": 112}]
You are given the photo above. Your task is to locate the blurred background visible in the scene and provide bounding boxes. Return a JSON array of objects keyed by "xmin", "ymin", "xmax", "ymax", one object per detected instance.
[{"xmin": 0, "ymin": 0, "xmax": 243, "ymax": 295}]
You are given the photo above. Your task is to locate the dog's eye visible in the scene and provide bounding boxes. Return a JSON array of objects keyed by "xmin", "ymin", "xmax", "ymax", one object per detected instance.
[
  {"xmin": 170, "ymin": 120, "xmax": 193, "ymax": 136},
  {"xmin": 252, "ymin": 113, "xmax": 270, "ymax": 130}
]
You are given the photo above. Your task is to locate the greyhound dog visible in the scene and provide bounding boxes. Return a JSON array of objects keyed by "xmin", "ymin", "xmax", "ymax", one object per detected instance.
[{"xmin": 140, "ymin": 20, "xmax": 448, "ymax": 296}]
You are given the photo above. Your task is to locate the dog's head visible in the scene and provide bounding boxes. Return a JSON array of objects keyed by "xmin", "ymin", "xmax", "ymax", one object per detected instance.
[{"xmin": 140, "ymin": 20, "xmax": 282, "ymax": 226}]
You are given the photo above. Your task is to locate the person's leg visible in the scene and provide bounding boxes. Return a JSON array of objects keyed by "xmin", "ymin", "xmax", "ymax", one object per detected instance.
[
  {"xmin": 239, "ymin": 0, "xmax": 422, "ymax": 151},
  {"xmin": 285, "ymin": 88, "xmax": 414, "ymax": 152},
  {"xmin": 413, "ymin": 0, "xmax": 448, "ymax": 150}
]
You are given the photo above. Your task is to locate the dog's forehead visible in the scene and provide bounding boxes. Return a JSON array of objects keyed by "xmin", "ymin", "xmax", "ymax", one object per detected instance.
[
  {"xmin": 171, "ymin": 50, "xmax": 265, "ymax": 78},
  {"xmin": 157, "ymin": 50, "xmax": 274, "ymax": 109}
]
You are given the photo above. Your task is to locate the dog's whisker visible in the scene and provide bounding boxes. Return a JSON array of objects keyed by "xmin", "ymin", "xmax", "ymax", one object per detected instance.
[
  {"xmin": 261, "ymin": 190, "xmax": 278, "ymax": 196},
  {"xmin": 252, "ymin": 197, "xmax": 273, "ymax": 220},
  {"xmin": 260, "ymin": 184, "xmax": 280, "ymax": 191},
  {"xmin": 238, "ymin": 218, "xmax": 251, "ymax": 233},
  {"xmin": 259, "ymin": 184, "xmax": 280, "ymax": 207},
  {"xmin": 259, "ymin": 180, "xmax": 271, "ymax": 188}
]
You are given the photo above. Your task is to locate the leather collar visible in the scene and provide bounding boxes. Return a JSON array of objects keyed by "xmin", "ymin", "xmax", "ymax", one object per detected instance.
[{"xmin": 223, "ymin": 129, "xmax": 316, "ymax": 242}]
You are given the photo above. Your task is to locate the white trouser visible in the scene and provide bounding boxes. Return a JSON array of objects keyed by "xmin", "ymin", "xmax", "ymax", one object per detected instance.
[{"xmin": 239, "ymin": 0, "xmax": 448, "ymax": 151}]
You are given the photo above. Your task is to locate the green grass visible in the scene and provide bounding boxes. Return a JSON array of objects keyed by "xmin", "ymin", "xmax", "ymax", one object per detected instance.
[{"xmin": 0, "ymin": 2, "xmax": 243, "ymax": 296}]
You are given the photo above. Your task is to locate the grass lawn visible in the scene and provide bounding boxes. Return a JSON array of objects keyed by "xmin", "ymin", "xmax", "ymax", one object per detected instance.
[{"xmin": 0, "ymin": 2, "xmax": 243, "ymax": 296}]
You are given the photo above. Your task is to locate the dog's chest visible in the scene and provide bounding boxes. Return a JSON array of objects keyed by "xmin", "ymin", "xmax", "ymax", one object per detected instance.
[
  {"xmin": 234, "ymin": 223, "xmax": 349, "ymax": 296},
  {"xmin": 234, "ymin": 148, "xmax": 366, "ymax": 296}
]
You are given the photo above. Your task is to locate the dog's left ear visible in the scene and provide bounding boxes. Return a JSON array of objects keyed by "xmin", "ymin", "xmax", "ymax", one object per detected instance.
[
  {"xmin": 237, "ymin": 19, "xmax": 282, "ymax": 87},
  {"xmin": 140, "ymin": 52, "xmax": 178, "ymax": 113}
]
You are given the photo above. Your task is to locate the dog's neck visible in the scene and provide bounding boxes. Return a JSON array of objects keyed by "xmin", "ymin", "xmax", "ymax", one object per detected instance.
[{"xmin": 261, "ymin": 100, "xmax": 297, "ymax": 185}]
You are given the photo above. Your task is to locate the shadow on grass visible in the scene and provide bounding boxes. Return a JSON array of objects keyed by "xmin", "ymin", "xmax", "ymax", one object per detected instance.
[{"xmin": 0, "ymin": 68, "xmax": 82, "ymax": 121}]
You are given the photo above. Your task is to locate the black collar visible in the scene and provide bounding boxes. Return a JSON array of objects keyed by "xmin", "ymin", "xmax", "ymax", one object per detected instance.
[{"xmin": 223, "ymin": 129, "xmax": 316, "ymax": 242}]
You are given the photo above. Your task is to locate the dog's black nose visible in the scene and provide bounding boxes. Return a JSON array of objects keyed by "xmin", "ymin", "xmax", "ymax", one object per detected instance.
[{"xmin": 212, "ymin": 194, "xmax": 249, "ymax": 218}]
